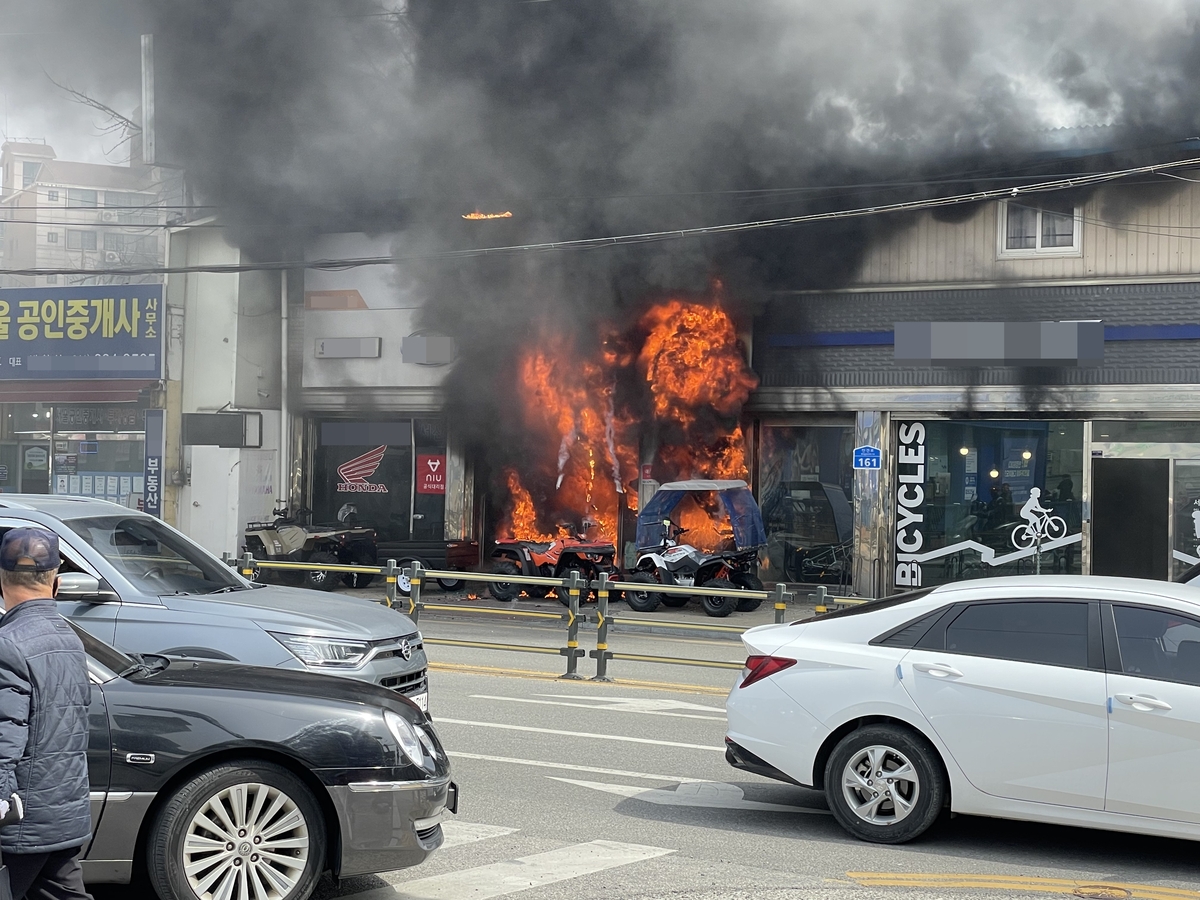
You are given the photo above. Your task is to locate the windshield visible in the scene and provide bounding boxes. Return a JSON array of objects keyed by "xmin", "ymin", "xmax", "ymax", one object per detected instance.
[{"xmin": 64, "ymin": 515, "xmax": 244, "ymax": 595}]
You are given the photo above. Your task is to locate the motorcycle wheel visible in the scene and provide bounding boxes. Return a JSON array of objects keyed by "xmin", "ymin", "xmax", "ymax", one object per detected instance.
[
  {"xmin": 488, "ymin": 561, "xmax": 521, "ymax": 602},
  {"xmin": 623, "ymin": 571, "xmax": 662, "ymax": 613},
  {"xmin": 304, "ymin": 551, "xmax": 339, "ymax": 592},
  {"xmin": 734, "ymin": 573, "xmax": 764, "ymax": 611},
  {"xmin": 700, "ymin": 578, "xmax": 738, "ymax": 617},
  {"xmin": 341, "ymin": 543, "xmax": 378, "ymax": 589}
]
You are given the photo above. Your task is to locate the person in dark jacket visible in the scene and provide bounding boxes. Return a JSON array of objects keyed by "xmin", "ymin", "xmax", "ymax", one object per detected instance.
[{"xmin": 0, "ymin": 528, "xmax": 92, "ymax": 900}]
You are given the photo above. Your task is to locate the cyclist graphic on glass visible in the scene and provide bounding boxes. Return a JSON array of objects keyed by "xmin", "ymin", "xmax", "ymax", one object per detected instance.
[{"xmin": 1011, "ymin": 487, "xmax": 1068, "ymax": 549}]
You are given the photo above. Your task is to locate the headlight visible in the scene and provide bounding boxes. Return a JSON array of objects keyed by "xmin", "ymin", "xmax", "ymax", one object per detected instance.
[
  {"xmin": 269, "ymin": 633, "xmax": 370, "ymax": 668},
  {"xmin": 384, "ymin": 710, "xmax": 435, "ymax": 771}
]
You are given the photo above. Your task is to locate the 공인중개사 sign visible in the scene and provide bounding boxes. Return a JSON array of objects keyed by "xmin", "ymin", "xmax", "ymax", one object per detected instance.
[{"xmin": 0, "ymin": 285, "xmax": 163, "ymax": 380}]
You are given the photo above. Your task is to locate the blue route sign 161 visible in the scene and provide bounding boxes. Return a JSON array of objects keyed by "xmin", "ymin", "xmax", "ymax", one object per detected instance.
[
  {"xmin": 0, "ymin": 284, "xmax": 163, "ymax": 381},
  {"xmin": 853, "ymin": 445, "xmax": 883, "ymax": 470}
]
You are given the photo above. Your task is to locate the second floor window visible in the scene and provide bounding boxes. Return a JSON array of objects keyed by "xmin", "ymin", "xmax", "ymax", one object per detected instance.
[
  {"xmin": 66, "ymin": 230, "xmax": 97, "ymax": 251},
  {"xmin": 67, "ymin": 189, "xmax": 98, "ymax": 208},
  {"xmin": 1000, "ymin": 198, "xmax": 1080, "ymax": 256}
]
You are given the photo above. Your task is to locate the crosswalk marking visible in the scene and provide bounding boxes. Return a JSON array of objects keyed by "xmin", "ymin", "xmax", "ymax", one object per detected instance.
[
  {"xmin": 549, "ymin": 777, "xmax": 831, "ymax": 814},
  {"xmin": 439, "ymin": 821, "xmax": 519, "ymax": 850},
  {"xmin": 348, "ymin": 840, "xmax": 675, "ymax": 900},
  {"xmin": 435, "ymin": 717, "xmax": 723, "ymax": 751}
]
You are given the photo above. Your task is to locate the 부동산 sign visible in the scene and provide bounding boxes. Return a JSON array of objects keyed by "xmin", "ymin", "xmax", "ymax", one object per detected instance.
[{"xmin": 0, "ymin": 284, "xmax": 162, "ymax": 380}]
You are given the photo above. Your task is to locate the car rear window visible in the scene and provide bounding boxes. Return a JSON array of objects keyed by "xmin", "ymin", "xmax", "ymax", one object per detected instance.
[{"xmin": 794, "ymin": 587, "xmax": 934, "ymax": 624}]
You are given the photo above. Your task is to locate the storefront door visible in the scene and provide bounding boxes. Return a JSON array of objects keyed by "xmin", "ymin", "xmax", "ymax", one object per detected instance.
[{"xmin": 1092, "ymin": 459, "xmax": 1169, "ymax": 580}]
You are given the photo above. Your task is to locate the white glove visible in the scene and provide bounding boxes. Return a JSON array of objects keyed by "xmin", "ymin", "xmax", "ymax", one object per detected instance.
[{"xmin": 0, "ymin": 799, "xmax": 10, "ymax": 820}]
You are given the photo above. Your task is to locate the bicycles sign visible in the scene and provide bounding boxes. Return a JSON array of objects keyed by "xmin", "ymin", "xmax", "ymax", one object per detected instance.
[{"xmin": 853, "ymin": 446, "xmax": 882, "ymax": 470}]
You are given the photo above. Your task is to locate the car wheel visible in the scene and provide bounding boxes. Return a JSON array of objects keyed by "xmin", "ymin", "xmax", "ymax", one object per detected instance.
[
  {"xmin": 437, "ymin": 577, "xmax": 465, "ymax": 591},
  {"xmin": 303, "ymin": 551, "xmax": 338, "ymax": 591},
  {"xmin": 824, "ymin": 725, "xmax": 945, "ymax": 844},
  {"xmin": 699, "ymin": 579, "xmax": 738, "ymax": 617},
  {"xmin": 623, "ymin": 571, "xmax": 662, "ymax": 613},
  {"xmin": 733, "ymin": 573, "xmax": 764, "ymax": 611},
  {"xmin": 488, "ymin": 560, "xmax": 521, "ymax": 602},
  {"xmin": 341, "ymin": 543, "xmax": 377, "ymax": 589},
  {"xmin": 147, "ymin": 760, "xmax": 326, "ymax": 900}
]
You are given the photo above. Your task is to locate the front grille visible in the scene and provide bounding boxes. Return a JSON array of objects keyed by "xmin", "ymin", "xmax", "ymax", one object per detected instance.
[
  {"xmin": 381, "ymin": 669, "xmax": 428, "ymax": 695},
  {"xmin": 371, "ymin": 634, "xmax": 424, "ymax": 661}
]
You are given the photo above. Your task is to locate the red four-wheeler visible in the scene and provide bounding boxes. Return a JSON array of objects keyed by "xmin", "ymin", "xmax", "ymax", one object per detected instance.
[{"xmin": 488, "ymin": 519, "xmax": 619, "ymax": 605}]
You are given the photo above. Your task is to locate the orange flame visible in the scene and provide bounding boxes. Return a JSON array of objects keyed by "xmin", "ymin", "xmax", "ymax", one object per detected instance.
[
  {"xmin": 497, "ymin": 292, "xmax": 756, "ymax": 546},
  {"xmin": 462, "ymin": 210, "xmax": 514, "ymax": 220},
  {"xmin": 639, "ymin": 300, "xmax": 758, "ymax": 429}
]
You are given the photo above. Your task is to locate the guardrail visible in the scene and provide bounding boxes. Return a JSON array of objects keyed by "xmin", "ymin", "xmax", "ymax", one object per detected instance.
[{"xmin": 228, "ymin": 552, "xmax": 867, "ymax": 681}]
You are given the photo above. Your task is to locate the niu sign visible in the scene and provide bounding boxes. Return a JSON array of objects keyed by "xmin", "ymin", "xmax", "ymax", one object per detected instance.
[
  {"xmin": 418, "ymin": 455, "xmax": 446, "ymax": 495},
  {"xmin": 894, "ymin": 422, "xmax": 927, "ymax": 588}
]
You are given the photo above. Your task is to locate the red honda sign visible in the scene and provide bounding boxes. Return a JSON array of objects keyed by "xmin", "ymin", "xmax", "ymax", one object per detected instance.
[{"xmin": 417, "ymin": 455, "xmax": 446, "ymax": 494}]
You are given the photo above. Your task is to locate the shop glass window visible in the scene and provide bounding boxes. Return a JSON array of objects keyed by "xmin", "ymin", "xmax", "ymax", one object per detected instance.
[
  {"xmin": 757, "ymin": 425, "xmax": 853, "ymax": 586},
  {"xmin": 1173, "ymin": 461, "xmax": 1200, "ymax": 580},
  {"xmin": 893, "ymin": 420, "xmax": 1083, "ymax": 590},
  {"xmin": 311, "ymin": 420, "xmax": 415, "ymax": 543}
]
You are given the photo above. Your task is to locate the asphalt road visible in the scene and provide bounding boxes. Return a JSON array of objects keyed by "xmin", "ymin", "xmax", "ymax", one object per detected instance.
[{"xmin": 99, "ymin": 602, "xmax": 1200, "ymax": 900}]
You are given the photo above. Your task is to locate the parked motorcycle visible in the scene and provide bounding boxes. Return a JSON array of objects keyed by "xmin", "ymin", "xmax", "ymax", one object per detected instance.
[
  {"xmin": 242, "ymin": 504, "xmax": 378, "ymax": 591},
  {"xmin": 488, "ymin": 518, "xmax": 619, "ymax": 605},
  {"xmin": 625, "ymin": 480, "xmax": 767, "ymax": 617}
]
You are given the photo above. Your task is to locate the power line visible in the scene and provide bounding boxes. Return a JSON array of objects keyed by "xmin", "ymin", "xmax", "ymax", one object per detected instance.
[{"xmin": 3, "ymin": 155, "xmax": 1200, "ymax": 279}]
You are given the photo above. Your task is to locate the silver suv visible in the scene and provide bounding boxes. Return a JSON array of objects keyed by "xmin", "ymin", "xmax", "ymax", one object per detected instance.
[{"xmin": 0, "ymin": 495, "xmax": 430, "ymax": 711}]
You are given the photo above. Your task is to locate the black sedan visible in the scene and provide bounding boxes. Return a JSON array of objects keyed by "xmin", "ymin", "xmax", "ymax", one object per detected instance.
[{"xmin": 71, "ymin": 624, "xmax": 457, "ymax": 900}]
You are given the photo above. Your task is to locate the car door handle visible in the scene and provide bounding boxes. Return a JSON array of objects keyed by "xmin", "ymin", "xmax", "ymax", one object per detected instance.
[
  {"xmin": 1114, "ymin": 693, "xmax": 1172, "ymax": 712},
  {"xmin": 912, "ymin": 662, "xmax": 963, "ymax": 678}
]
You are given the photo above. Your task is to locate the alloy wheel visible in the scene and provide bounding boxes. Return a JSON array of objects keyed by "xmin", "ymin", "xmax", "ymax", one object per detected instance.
[
  {"xmin": 840, "ymin": 745, "xmax": 920, "ymax": 826},
  {"xmin": 183, "ymin": 781, "xmax": 310, "ymax": 900}
]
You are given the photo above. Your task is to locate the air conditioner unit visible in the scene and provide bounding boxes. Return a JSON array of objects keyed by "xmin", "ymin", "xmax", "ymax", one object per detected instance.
[
  {"xmin": 100, "ymin": 211, "xmax": 117, "ymax": 222},
  {"xmin": 103, "ymin": 251, "xmax": 120, "ymax": 263}
]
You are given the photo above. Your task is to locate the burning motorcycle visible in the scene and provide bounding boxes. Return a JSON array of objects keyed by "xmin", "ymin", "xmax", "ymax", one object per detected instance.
[
  {"xmin": 242, "ymin": 504, "xmax": 379, "ymax": 592},
  {"xmin": 488, "ymin": 518, "xmax": 619, "ymax": 605},
  {"xmin": 624, "ymin": 480, "xmax": 766, "ymax": 617}
]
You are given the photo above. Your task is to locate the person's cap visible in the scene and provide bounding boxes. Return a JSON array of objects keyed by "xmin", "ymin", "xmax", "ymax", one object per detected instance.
[{"xmin": 0, "ymin": 528, "xmax": 60, "ymax": 572}]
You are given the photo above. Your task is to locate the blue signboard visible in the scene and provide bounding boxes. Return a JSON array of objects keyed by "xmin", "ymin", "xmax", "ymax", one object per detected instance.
[
  {"xmin": 0, "ymin": 284, "xmax": 162, "ymax": 380},
  {"xmin": 853, "ymin": 445, "xmax": 882, "ymax": 470},
  {"xmin": 144, "ymin": 409, "xmax": 165, "ymax": 517}
]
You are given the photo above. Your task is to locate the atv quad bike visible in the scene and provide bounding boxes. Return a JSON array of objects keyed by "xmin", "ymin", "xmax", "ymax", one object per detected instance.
[
  {"xmin": 488, "ymin": 518, "xmax": 619, "ymax": 605},
  {"xmin": 625, "ymin": 480, "xmax": 767, "ymax": 617},
  {"xmin": 243, "ymin": 504, "xmax": 379, "ymax": 592}
]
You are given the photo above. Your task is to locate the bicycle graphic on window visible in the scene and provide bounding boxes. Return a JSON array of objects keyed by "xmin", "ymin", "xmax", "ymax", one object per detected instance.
[{"xmin": 1010, "ymin": 487, "xmax": 1068, "ymax": 550}]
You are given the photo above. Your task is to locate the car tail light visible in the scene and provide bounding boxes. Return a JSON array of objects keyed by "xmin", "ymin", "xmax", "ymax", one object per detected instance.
[{"xmin": 739, "ymin": 654, "xmax": 796, "ymax": 688}]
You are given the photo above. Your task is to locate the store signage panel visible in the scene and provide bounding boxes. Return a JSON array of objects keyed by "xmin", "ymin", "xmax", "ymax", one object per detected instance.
[
  {"xmin": 417, "ymin": 455, "xmax": 446, "ymax": 494},
  {"xmin": 144, "ymin": 410, "xmax": 165, "ymax": 517},
  {"xmin": 0, "ymin": 284, "xmax": 162, "ymax": 380},
  {"xmin": 894, "ymin": 422, "xmax": 927, "ymax": 588},
  {"xmin": 55, "ymin": 405, "xmax": 146, "ymax": 431}
]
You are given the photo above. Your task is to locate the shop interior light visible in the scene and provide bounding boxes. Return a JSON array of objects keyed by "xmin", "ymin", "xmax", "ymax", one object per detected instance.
[
  {"xmin": 1022, "ymin": 450, "xmax": 1032, "ymax": 460},
  {"xmin": 990, "ymin": 469, "xmax": 1000, "ymax": 478},
  {"xmin": 959, "ymin": 446, "xmax": 970, "ymax": 456}
]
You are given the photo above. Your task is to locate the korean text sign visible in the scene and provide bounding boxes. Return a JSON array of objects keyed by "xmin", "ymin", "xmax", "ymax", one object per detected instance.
[{"xmin": 0, "ymin": 284, "xmax": 163, "ymax": 380}]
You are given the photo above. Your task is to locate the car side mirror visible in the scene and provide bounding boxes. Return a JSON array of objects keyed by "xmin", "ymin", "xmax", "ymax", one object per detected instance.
[{"xmin": 56, "ymin": 573, "xmax": 112, "ymax": 602}]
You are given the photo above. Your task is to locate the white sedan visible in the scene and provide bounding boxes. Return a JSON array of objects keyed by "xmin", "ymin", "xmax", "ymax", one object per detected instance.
[{"xmin": 725, "ymin": 575, "xmax": 1200, "ymax": 844}]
